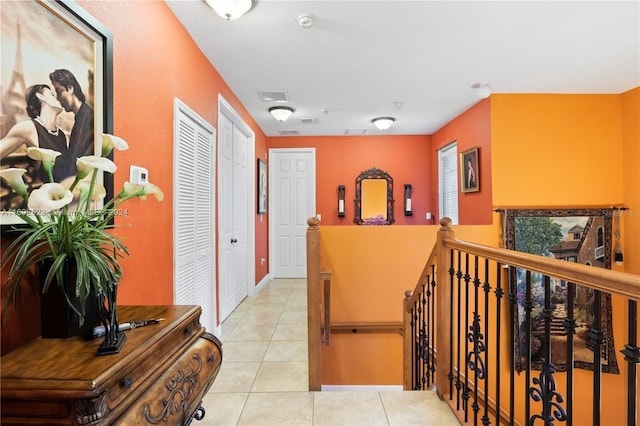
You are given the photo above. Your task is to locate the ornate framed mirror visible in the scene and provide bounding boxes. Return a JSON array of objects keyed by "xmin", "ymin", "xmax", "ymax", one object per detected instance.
[{"xmin": 354, "ymin": 167, "xmax": 394, "ymax": 225}]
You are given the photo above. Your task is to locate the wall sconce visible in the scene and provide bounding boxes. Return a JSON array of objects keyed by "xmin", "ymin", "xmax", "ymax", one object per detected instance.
[
  {"xmin": 404, "ymin": 184, "xmax": 412, "ymax": 216},
  {"xmin": 614, "ymin": 208, "xmax": 624, "ymax": 265},
  {"xmin": 338, "ymin": 185, "xmax": 345, "ymax": 217},
  {"xmin": 269, "ymin": 106, "xmax": 294, "ymax": 122},
  {"xmin": 372, "ymin": 117, "xmax": 395, "ymax": 130},
  {"xmin": 205, "ymin": 0, "xmax": 252, "ymax": 20}
]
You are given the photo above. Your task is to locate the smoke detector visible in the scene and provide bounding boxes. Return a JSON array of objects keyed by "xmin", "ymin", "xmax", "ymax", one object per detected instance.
[{"xmin": 297, "ymin": 15, "xmax": 315, "ymax": 29}]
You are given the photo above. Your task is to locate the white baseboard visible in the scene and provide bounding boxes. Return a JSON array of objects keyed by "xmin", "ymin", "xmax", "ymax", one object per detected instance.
[
  {"xmin": 212, "ymin": 323, "xmax": 222, "ymax": 339},
  {"xmin": 252, "ymin": 273, "xmax": 270, "ymax": 296},
  {"xmin": 320, "ymin": 385, "xmax": 404, "ymax": 392}
]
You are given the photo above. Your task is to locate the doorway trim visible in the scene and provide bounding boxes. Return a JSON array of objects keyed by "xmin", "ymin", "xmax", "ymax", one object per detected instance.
[
  {"xmin": 268, "ymin": 147, "xmax": 316, "ymax": 278},
  {"xmin": 217, "ymin": 95, "xmax": 256, "ymax": 310},
  {"xmin": 173, "ymin": 98, "xmax": 216, "ymax": 334}
]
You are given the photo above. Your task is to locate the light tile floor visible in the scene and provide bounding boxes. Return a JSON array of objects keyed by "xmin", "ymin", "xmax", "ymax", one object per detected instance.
[{"xmin": 200, "ymin": 278, "xmax": 459, "ymax": 426}]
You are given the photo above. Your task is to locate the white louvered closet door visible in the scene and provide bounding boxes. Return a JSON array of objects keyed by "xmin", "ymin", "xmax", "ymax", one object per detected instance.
[
  {"xmin": 173, "ymin": 99, "xmax": 216, "ymax": 333},
  {"xmin": 438, "ymin": 142, "xmax": 459, "ymax": 225}
]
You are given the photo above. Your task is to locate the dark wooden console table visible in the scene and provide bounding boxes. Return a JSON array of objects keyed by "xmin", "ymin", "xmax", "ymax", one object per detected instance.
[{"xmin": 1, "ymin": 305, "xmax": 222, "ymax": 425}]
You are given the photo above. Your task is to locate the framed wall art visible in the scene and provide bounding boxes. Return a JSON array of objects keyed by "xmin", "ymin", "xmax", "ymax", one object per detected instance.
[
  {"xmin": 257, "ymin": 159, "xmax": 267, "ymax": 214},
  {"xmin": 0, "ymin": 0, "xmax": 113, "ymax": 229},
  {"xmin": 459, "ymin": 146, "xmax": 479, "ymax": 193},
  {"xmin": 505, "ymin": 208, "xmax": 619, "ymax": 374}
]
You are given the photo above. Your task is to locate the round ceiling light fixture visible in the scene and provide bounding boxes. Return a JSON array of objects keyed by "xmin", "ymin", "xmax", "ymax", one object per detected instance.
[
  {"xmin": 269, "ymin": 106, "xmax": 295, "ymax": 122},
  {"xmin": 372, "ymin": 117, "xmax": 395, "ymax": 130},
  {"xmin": 205, "ymin": 0, "xmax": 252, "ymax": 20}
]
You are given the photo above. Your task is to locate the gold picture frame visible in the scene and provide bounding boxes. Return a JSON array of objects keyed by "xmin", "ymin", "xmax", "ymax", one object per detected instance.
[{"xmin": 459, "ymin": 146, "xmax": 479, "ymax": 193}]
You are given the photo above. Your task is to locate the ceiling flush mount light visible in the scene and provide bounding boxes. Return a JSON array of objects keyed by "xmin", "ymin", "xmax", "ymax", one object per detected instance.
[
  {"xmin": 372, "ymin": 117, "xmax": 395, "ymax": 130},
  {"xmin": 472, "ymin": 82, "xmax": 492, "ymax": 99},
  {"xmin": 205, "ymin": 0, "xmax": 252, "ymax": 20},
  {"xmin": 269, "ymin": 106, "xmax": 294, "ymax": 122}
]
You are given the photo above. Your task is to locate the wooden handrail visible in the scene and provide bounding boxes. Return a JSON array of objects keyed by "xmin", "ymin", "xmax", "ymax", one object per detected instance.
[
  {"xmin": 405, "ymin": 219, "xmax": 640, "ymax": 317},
  {"xmin": 406, "ymin": 244, "xmax": 438, "ymax": 308},
  {"xmin": 444, "ymin": 238, "xmax": 640, "ymax": 301},
  {"xmin": 404, "ymin": 217, "xmax": 640, "ymax": 425}
]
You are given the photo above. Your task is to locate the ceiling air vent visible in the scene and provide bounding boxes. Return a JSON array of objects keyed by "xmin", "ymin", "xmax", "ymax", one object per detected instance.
[
  {"xmin": 258, "ymin": 91, "xmax": 289, "ymax": 102},
  {"xmin": 300, "ymin": 117, "xmax": 317, "ymax": 125},
  {"xmin": 345, "ymin": 128, "xmax": 367, "ymax": 135},
  {"xmin": 278, "ymin": 130, "xmax": 300, "ymax": 136}
]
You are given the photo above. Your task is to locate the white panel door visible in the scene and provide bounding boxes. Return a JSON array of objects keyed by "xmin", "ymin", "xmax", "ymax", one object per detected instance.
[
  {"xmin": 173, "ymin": 99, "xmax": 216, "ymax": 333},
  {"xmin": 218, "ymin": 112, "xmax": 251, "ymax": 321},
  {"xmin": 218, "ymin": 114, "xmax": 234, "ymax": 320},
  {"xmin": 231, "ymin": 126, "xmax": 248, "ymax": 306},
  {"xmin": 270, "ymin": 149, "xmax": 315, "ymax": 278}
]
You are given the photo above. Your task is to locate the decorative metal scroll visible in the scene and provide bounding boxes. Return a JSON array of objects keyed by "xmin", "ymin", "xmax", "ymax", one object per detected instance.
[{"xmin": 505, "ymin": 208, "xmax": 619, "ymax": 374}]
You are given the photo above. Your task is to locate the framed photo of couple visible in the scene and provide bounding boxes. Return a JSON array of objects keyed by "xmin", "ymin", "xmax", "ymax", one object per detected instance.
[
  {"xmin": 0, "ymin": 0, "xmax": 113, "ymax": 229},
  {"xmin": 460, "ymin": 146, "xmax": 479, "ymax": 193}
]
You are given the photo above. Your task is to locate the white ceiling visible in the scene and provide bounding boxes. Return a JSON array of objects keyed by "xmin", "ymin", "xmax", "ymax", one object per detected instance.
[{"xmin": 166, "ymin": 0, "xmax": 639, "ymax": 137}]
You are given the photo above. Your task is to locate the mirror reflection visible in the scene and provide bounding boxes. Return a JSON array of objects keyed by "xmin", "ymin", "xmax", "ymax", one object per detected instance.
[
  {"xmin": 361, "ymin": 180, "xmax": 387, "ymax": 220},
  {"xmin": 354, "ymin": 167, "xmax": 394, "ymax": 225}
]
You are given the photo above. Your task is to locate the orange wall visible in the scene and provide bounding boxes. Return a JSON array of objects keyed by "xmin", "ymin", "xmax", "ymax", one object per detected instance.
[
  {"xmin": 319, "ymin": 224, "xmax": 500, "ymax": 385},
  {"xmin": 79, "ymin": 0, "xmax": 268, "ymax": 301},
  {"xmin": 620, "ymin": 87, "xmax": 639, "ymax": 276},
  {"xmin": 268, "ymin": 135, "xmax": 433, "ymax": 226},
  {"xmin": 1, "ymin": 1, "xmax": 268, "ymax": 354},
  {"xmin": 491, "ymin": 94, "xmax": 624, "ymax": 207},
  {"xmin": 319, "ymin": 92, "xmax": 638, "ymax": 391},
  {"xmin": 491, "ymin": 92, "xmax": 638, "ymax": 275},
  {"xmin": 490, "ymin": 92, "xmax": 638, "ymax": 426},
  {"xmin": 432, "ymin": 99, "xmax": 493, "ymax": 224}
]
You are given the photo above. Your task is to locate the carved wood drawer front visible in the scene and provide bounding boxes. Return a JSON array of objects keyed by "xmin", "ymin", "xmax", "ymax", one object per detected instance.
[
  {"xmin": 0, "ymin": 305, "xmax": 207, "ymax": 426},
  {"xmin": 106, "ymin": 314, "xmax": 202, "ymax": 410},
  {"xmin": 114, "ymin": 332, "xmax": 222, "ymax": 425}
]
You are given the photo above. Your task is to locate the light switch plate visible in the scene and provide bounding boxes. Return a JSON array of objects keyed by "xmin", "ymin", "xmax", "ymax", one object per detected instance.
[{"xmin": 130, "ymin": 166, "xmax": 148, "ymax": 186}]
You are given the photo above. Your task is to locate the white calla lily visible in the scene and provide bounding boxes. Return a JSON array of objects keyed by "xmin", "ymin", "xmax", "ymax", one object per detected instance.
[
  {"xmin": 2, "ymin": 131, "xmax": 163, "ymax": 333},
  {"xmin": 77, "ymin": 180, "xmax": 107, "ymax": 201},
  {"xmin": 142, "ymin": 182, "xmax": 164, "ymax": 201},
  {"xmin": 76, "ymin": 155, "xmax": 117, "ymax": 179},
  {"xmin": 27, "ymin": 147, "xmax": 61, "ymax": 181},
  {"xmin": 101, "ymin": 133, "xmax": 129, "ymax": 157},
  {"xmin": 27, "ymin": 183, "xmax": 73, "ymax": 213},
  {"xmin": 26, "ymin": 147, "xmax": 61, "ymax": 163},
  {"xmin": 0, "ymin": 168, "xmax": 29, "ymax": 199},
  {"xmin": 120, "ymin": 181, "xmax": 141, "ymax": 198}
]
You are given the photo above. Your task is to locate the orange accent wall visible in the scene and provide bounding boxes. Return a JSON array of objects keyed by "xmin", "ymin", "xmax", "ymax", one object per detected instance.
[
  {"xmin": 620, "ymin": 87, "xmax": 639, "ymax": 276},
  {"xmin": 267, "ymin": 135, "xmax": 433, "ymax": 226},
  {"xmin": 432, "ymin": 99, "xmax": 493, "ymax": 224},
  {"xmin": 489, "ymin": 92, "xmax": 638, "ymax": 426},
  {"xmin": 1, "ymin": 1, "xmax": 269, "ymax": 354},
  {"xmin": 78, "ymin": 0, "xmax": 269, "ymax": 300},
  {"xmin": 318, "ymin": 224, "xmax": 500, "ymax": 385},
  {"xmin": 491, "ymin": 94, "xmax": 624, "ymax": 207}
]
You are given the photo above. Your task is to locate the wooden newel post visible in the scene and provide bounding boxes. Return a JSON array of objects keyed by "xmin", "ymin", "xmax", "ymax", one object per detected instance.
[
  {"xmin": 306, "ymin": 217, "xmax": 322, "ymax": 391},
  {"xmin": 435, "ymin": 217, "xmax": 454, "ymax": 399}
]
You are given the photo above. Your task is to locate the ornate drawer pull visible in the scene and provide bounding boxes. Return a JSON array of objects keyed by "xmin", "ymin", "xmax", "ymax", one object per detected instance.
[{"xmin": 122, "ymin": 377, "xmax": 133, "ymax": 389}]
